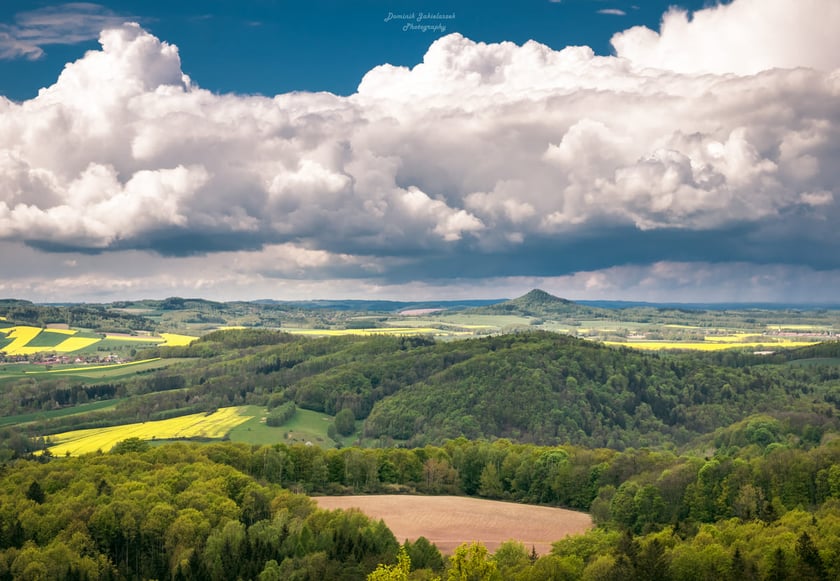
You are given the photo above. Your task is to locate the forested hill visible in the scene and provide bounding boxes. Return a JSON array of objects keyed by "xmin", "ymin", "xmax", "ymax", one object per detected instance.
[
  {"xmin": 360, "ymin": 333, "xmax": 838, "ymax": 448},
  {"xmin": 0, "ymin": 300, "xmax": 156, "ymax": 332},
  {"xmin": 49, "ymin": 330, "xmax": 829, "ymax": 450}
]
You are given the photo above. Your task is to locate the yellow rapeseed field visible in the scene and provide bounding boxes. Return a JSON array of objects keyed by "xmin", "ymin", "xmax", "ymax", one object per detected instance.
[
  {"xmin": 52, "ymin": 337, "xmax": 102, "ymax": 352},
  {"xmin": 0, "ymin": 326, "xmax": 44, "ymax": 355},
  {"xmin": 159, "ymin": 333, "xmax": 198, "ymax": 346},
  {"xmin": 46, "ymin": 407, "xmax": 253, "ymax": 456},
  {"xmin": 604, "ymin": 340, "xmax": 818, "ymax": 351}
]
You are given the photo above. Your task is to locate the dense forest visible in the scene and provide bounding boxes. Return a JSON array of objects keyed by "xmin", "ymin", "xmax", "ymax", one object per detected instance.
[{"xmin": 1, "ymin": 431, "xmax": 839, "ymax": 579}]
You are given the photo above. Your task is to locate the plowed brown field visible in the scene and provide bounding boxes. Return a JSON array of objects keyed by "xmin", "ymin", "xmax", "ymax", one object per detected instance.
[{"xmin": 312, "ymin": 495, "xmax": 592, "ymax": 555}]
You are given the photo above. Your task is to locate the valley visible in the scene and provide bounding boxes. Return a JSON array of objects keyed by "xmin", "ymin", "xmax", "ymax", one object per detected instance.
[{"xmin": 0, "ymin": 291, "xmax": 839, "ymax": 579}]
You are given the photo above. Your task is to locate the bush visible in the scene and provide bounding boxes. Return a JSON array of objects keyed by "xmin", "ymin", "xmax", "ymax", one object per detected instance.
[{"xmin": 266, "ymin": 402, "xmax": 296, "ymax": 427}]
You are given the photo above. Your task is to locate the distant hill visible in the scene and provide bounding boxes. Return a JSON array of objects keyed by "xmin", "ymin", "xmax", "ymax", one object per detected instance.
[{"xmin": 466, "ymin": 289, "xmax": 612, "ymax": 319}]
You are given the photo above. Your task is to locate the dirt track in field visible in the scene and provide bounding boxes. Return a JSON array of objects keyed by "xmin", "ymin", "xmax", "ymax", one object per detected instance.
[{"xmin": 312, "ymin": 495, "xmax": 592, "ymax": 555}]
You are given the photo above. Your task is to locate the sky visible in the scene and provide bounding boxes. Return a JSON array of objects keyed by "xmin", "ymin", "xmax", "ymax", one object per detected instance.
[{"xmin": 1, "ymin": 0, "xmax": 840, "ymax": 304}]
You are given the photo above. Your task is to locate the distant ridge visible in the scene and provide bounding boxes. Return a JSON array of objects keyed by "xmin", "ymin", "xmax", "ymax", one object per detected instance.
[{"xmin": 254, "ymin": 298, "xmax": 503, "ymax": 312}]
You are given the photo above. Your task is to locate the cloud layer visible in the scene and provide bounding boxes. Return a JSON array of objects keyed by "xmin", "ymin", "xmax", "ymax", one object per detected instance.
[{"xmin": 1, "ymin": 0, "xmax": 840, "ymax": 301}]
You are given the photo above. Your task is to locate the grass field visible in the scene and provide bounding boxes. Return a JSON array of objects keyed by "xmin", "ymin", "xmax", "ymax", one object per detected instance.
[
  {"xmin": 45, "ymin": 406, "xmax": 254, "ymax": 456},
  {"xmin": 0, "ymin": 399, "xmax": 119, "ymax": 428},
  {"xmin": 0, "ymin": 358, "xmax": 180, "ymax": 382},
  {"xmin": 228, "ymin": 407, "xmax": 359, "ymax": 448},
  {"xmin": 25, "ymin": 357, "xmax": 163, "ymax": 374},
  {"xmin": 312, "ymin": 495, "xmax": 592, "ymax": 555}
]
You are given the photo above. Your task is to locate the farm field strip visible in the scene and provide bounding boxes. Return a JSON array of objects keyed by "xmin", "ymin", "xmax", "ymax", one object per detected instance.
[
  {"xmin": 0, "ymin": 399, "xmax": 120, "ymax": 428},
  {"xmin": 45, "ymin": 406, "xmax": 254, "ymax": 456},
  {"xmin": 703, "ymin": 333, "xmax": 763, "ymax": 343},
  {"xmin": 52, "ymin": 337, "xmax": 102, "ymax": 352},
  {"xmin": 25, "ymin": 357, "xmax": 163, "ymax": 374},
  {"xmin": 103, "ymin": 334, "xmax": 160, "ymax": 342},
  {"xmin": 766, "ymin": 324, "xmax": 831, "ymax": 330},
  {"xmin": 42, "ymin": 328, "xmax": 77, "ymax": 335},
  {"xmin": 604, "ymin": 340, "xmax": 819, "ymax": 351},
  {"xmin": 283, "ymin": 327, "xmax": 451, "ymax": 337},
  {"xmin": 312, "ymin": 495, "xmax": 592, "ymax": 555}
]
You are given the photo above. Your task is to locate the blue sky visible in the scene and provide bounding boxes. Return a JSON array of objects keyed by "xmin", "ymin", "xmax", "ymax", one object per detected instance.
[
  {"xmin": 0, "ymin": 0, "xmax": 711, "ymax": 100},
  {"xmin": 1, "ymin": 0, "xmax": 840, "ymax": 303}
]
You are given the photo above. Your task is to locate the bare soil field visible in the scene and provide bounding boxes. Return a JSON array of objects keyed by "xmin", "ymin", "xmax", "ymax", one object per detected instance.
[{"xmin": 312, "ymin": 495, "xmax": 592, "ymax": 555}]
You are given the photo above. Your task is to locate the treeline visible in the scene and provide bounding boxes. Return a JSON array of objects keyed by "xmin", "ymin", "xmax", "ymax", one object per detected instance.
[
  {"xmin": 0, "ymin": 301, "xmax": 156, "ymax": 333},
  {"xmin": 6, "ymin": 331, "xmax": 840, "ymax": 450},
  {"xmin": 182, "ymin": 431, "xmax": 840, "ymax": 531}
]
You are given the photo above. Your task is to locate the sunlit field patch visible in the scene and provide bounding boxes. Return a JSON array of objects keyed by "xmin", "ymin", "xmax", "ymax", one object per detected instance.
[
  {"xmin": 46, "ymin": 406, "xmax": 253, "ymax": 456},
  {"xmin": 159, "ymin": 333, "xmax": 198, "ymax": 346},
  {"xmin": 604, "ymin": 340, "xmax": 819, "ymax": 351}
]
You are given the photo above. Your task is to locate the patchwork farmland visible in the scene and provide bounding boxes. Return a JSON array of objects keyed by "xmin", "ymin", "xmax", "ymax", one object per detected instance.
[{"xmin": 0, "ymin": 324, "xmax": 197, "ymax": 356}]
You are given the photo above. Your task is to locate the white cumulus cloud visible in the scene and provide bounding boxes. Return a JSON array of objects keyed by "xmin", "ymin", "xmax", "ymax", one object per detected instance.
[
  {"xmin": 611, "ymin": 0, "xmax": 840, "ymax": 75},
  {"xmin": 0, "ymin": 0, "xmax": 839, "ymax": 301}
]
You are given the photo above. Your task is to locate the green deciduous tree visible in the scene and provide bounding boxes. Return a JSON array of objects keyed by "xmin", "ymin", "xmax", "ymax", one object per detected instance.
[
  {"xmin": 447, "ymin": 542, "xmax": 497, "ymax": 581},
  {"xmin": 367, "ymin": 546, "xmax": 411, "ymax": 581}
]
